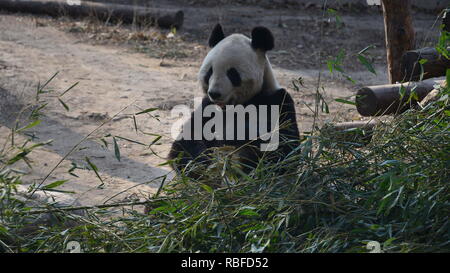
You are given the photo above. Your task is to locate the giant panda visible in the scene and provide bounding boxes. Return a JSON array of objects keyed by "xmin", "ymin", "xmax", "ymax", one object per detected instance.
[{"xmin": 169, "ymin": 24, "xmax": 300, "ymax": 177}]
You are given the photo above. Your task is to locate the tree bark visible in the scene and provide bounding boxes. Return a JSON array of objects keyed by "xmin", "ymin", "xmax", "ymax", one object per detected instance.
[
  {"xmin": 0, "ymin": 0, "xmax": 184, "ymax": 29},
  {"xmin": 355, "ymin": 77, "xmax": 445, "ymax": 116},
  {"xmin": 401, "ymin": 47, "xmax": 450, "ymax": 81},
  {"xmin": 381, "ymin": 0, "xmax": 415, "ymax": 83}
]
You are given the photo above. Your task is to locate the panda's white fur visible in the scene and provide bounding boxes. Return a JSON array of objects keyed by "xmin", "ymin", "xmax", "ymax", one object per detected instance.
[{"xmin": 199, "ymin": 33, "xmax": 280, "ymax": 106}]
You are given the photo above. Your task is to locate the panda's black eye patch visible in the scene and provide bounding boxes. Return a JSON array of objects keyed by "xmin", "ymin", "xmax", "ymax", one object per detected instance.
[
  {"xmin": 204, "ymin": 67, "xmax": 213, "ymax": 84},
  {"xmin": 227, "ymin": 68, "xmax": 241, "ymax": 87}
]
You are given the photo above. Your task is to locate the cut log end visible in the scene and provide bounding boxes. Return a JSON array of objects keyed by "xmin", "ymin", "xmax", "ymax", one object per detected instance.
[{"xmin": 356, "ymin": 87, "xmax": 378, "ymax": 117}]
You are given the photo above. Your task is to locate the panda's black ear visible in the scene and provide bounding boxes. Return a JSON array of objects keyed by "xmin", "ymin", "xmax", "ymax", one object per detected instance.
[
  {"xmin": 208, "ymin": 24, "xmax": 225, "ymax": 48},
  {"xmin": 251, "ymin": 27, "xmax": 274, "ymax": 52}
]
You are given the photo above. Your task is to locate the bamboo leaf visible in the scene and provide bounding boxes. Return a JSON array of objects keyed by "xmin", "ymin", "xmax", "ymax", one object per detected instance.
[
  {"xmin": 114, "ymin": 135, "xmax": 146, "ymax": 146},
  {"xmin": 58, "ymin": 98, "xmax": 70, "ymax": 111},
  {"xmin": 135, "ymin": 108, "xmax": 158, "ymax": 115},
  {"xmin": 133, "ymin": 115, "xmax": 138, "ymax": 132},
  {"xmin": 357, "ymin": 55, "xmax": 376, "ymax": 75},
  {"xmin": 85, "ymin": 157, "xmax": 103, "ymax": 185},
  {"xmin": 16, "ymin": 120, "xmax": 41, "ymax": 133},
  {"xmin": 60, "ymin": 82, "xmax": 79, "ymax": 97},
  {"xmin": 335, "ymin": 98, "xmax": 356, "ymax": 105},
  {"xmin": 149, "ymin": 135, "xmax": 162, "ymax": 146},
  {"xmin": 41, "ymin": 180, "xmax": 69, "ymax": 190},
  {"xmin": 113, "ymin": 137, "xmax": 121, "ymax": 162}
]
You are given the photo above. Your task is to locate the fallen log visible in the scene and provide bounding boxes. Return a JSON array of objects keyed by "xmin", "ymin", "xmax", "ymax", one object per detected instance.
[
  {"xmin": 401, "ymin": 47, "xmax": 450, "ymax": 81},
  {"xmin": 321, "ymin": 121, "xmax": 377, "ymax": 146},
  {"xmin": 0, "ymin": 0, "xmax": 184, "ymax": 29},
  {"xmin": 356, "ymin": 77, "xmax": 445, "ymax": 116}
]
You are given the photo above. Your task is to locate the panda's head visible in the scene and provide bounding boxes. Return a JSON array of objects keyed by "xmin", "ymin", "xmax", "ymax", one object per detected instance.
[{"xmin": 199, "ymin": 24, "xmax": 278, "ymax": 107}]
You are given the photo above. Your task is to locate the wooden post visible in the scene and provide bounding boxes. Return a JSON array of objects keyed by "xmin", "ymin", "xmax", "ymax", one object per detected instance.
[{"xmin": 381, "ymin": 0, "xmax": 415, "ymax": 83}]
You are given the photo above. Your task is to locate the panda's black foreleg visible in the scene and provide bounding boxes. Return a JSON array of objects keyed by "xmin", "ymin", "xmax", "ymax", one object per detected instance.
[
  {"xmin": 168, "ymin": 138, "xmax": 211, "ymax": 178},
  {"xmin": 236, "ymin": 145, "xmax": 261, "ymax": 173}
]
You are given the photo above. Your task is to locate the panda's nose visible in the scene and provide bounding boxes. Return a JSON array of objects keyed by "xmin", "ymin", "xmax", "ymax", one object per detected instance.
[{"xmin": 208, "ymin": 91, "xmax": 221, "ymax": 100}]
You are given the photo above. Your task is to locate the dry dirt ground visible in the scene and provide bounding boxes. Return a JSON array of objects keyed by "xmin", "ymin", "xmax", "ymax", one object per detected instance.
[{"xmin": 0, "ymin": 1, "xmax": 443, "ymax": 207}]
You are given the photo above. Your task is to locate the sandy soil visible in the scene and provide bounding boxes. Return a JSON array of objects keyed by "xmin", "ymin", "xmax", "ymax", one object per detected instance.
[{"xmin": 0, "ymin": 2, "xmax": 442, "ymax": 207}]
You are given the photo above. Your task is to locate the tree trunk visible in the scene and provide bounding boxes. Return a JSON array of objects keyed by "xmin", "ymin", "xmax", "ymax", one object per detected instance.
[
  {"xmin": 0, "ymin": 0, "xmax": 184, "ymax": 29},
  {"xmin": 401, "ymin": 47, "xmax": 450, "ymax": 81},
  {"xmin": 381, "ymin": 0, "xmax": 415, "ymax": 83},
  {"xmin": 355, "ymin": 77, "xmax": 445, "ymax": 116}
]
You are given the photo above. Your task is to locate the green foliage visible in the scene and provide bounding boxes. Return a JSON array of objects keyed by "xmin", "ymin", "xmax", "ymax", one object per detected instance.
[
  {"xmin": 327, "ymin": 49, "xmax": 356, "ymax": 83},
  {"xmin": 334, "ymin": 98, "xmax": 356, "ymax": 106},
  {"xmin": 327, "ymin": 49, "xmax": 345, "ymax": 74},
  {"xmin": 436, "ymin": 24, "xmax": 449, "ymax": 59},
  {"xmin": 1, "ymin": 83, "xmax": 448, "ymax": 253},
  {"xmin": 327, "ymin": 8, "xmax": 343, "ymax": 29},
  {"xmin": 357, "ymin": 45, "xmax": 377, "ymax": 75},
  {"xmin": 147, "ymin": 84, "xmax": 449, "ymax": 253}
]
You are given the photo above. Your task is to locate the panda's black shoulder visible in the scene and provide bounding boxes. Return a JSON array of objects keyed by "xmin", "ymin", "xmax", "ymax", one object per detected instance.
[{"xmin": 270, "ymin": 88, "xmax": 295, "ymax": 105}]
